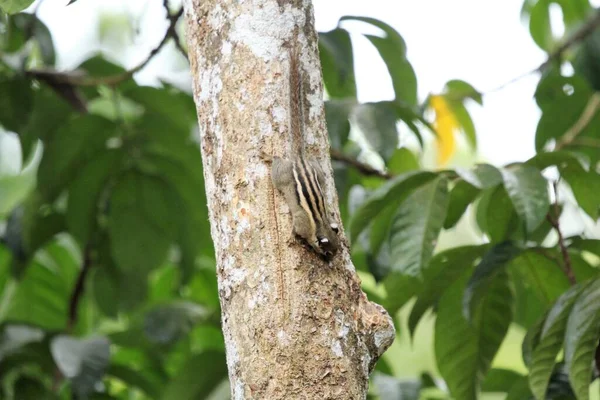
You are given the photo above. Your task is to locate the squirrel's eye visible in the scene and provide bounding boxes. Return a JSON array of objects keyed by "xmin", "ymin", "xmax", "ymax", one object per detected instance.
[{"xmin": 319, "ymin": 237, "xmax": 329, "ymax": 244}]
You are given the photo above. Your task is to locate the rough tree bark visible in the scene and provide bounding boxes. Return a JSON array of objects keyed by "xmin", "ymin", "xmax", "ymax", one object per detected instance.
[{"xmin": 183, "ymin": 0, "xmax": 395, "ymax": 398}]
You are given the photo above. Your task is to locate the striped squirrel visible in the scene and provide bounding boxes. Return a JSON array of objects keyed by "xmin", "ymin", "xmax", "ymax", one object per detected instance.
[{"xmin": 261, "ymin": 48, "xmax": 340, "ymax": 261}]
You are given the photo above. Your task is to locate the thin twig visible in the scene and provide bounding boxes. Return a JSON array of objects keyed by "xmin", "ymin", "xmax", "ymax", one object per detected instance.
[
  {"xmin": 541, "ymin": 10, "xmax": 600, "ymax": 71},
  {"xmin": 67, "ymin": 246, "xmax": 93, "ymax": 332},
  {"xmin": 330, "ymin": 149, "xmax": 392, "ymax": 180},
  {"xmin": 555, "ymin": 93, "xmax": 600, "ymax": 150},
  {"xmin": 448, "ymin": 10, "xmax": 600, "ymax": 102},
  {"xmin": 546, "ymin": 182, "xmax": 576, "ymax": 285},
  {"xmin": 569, "ymin": 136, "xmax": 600, "ymax": 149},
  {"xmin": 27, "ymin": 6, "xmax": 184, "ymax": 87},
  {"xmin": 163, "ymin": 0, "xmax": 188, "ymax": 59}
]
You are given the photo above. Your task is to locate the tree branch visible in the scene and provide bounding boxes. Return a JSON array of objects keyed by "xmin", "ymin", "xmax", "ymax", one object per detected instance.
[
  {"xmin": 555, "ymin": 92, "xmax": 600, "ymax": 150},
  {"xmin": 330, "ymin": 149, "xmax": 392, "ymax": 180},
  {"xmin": 448, "ymin": 10, "xmax": 600, "ymax": 102},
  {"xmin": 27, "ymin": 5, "xmax": 185, "ymax": 87},
  {"xmin": 541, "ymin": 10, "xmax": 600, "ymax": 71},
  {"xmin": 546, "ymin": 182, "xmax": 576, "ymax": 285}
]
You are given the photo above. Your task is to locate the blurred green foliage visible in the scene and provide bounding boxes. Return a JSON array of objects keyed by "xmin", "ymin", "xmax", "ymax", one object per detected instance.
[{"xmin": 1, "ymin": 1, "xmax": 600, "ymax": 399}]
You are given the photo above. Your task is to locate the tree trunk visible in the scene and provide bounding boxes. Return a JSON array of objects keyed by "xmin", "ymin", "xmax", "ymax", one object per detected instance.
[{"xmin": 183, "ymin": 0, "xmax": 395, "ymax": 398}]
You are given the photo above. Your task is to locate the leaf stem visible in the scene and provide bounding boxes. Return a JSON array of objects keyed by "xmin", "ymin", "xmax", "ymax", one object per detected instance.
[
  {"xmin": 555, "ymin": 93, "xmax": 600, "ymax": 150},
  {"xmin": 546, "ymin": 182, "xmax": 576, "ymax": 285}
]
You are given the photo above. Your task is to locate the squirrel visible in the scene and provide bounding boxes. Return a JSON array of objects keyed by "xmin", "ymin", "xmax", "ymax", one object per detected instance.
[{"xmin": 261, "ymin": 48, "xmax": 340, "ymax": 261}]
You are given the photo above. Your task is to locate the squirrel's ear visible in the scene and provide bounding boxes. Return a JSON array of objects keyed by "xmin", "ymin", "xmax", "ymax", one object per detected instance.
[{"xmin": 330, "ymin": 223, "xmax": 339, "ymax": 233}]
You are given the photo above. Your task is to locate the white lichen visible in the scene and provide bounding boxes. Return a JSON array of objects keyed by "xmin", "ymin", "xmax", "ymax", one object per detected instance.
[
  {"xmin": 331, "ymin": 340, "xmax": 343, "ymax": 358},
  {"xmin": 182, "ymin": 0, "xmax": 198, "ymax": 22},
  {"xmin": 272, "ymin": 105, "xmax": 287, "ymax": 126},
  {"xmin": 207, "ymin": 4, "xmax": 227, "ymax": 30},
  {"xmin": 277, "ymin": 329, "xmax": 290, "ymax": 346},
  {"xmin": 219, "ymin": 216, "xmax": 231, "ymax": 249},
  {"xmin": 233, "ymin": 381, "xmax": 245, "ymax": 400},
  {"xmin": 222, "ymin": 41, "xmax": 233, "ymax": 58},
  {"xmin": 199, "ymin": 65, "xmax": 223, "ymax": 102},
  {"xmin": 230, "ymin": 2, "xmax": 304, "ymax": 61},
  {"xmin": 219, "ymin": 255, "xmax": 247, "ymax": 299},
  {"xmin": 235, "ymin": 217, "xmax": 251, "ymax": 241}
]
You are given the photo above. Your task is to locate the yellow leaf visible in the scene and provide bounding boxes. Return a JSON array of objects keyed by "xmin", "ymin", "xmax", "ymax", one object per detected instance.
[{"xmin": 430, "ymin": 95, "xmax": 460, "ymax": 167}]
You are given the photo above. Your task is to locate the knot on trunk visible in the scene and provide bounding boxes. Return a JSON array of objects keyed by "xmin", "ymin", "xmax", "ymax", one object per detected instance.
[{"xmin": 357, "ymin": 296, "xmax": 395, "ymax": 372}]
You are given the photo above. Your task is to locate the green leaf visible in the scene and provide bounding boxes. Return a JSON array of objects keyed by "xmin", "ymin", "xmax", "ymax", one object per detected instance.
[
  {"xmin": 26, "ymin": 14, "xmax": 55, "ymax": 66},
  {"xmin": 382, "ymin": 273, "xmax": 421, "ymax": 314},
  {"xmin": 325, "ymin": 100, "xmax": 353, "ymax": 149},
  {"xmin": 319, "ymin": 28, "xmax": 356, "ymax": 99},
  {"xmin": 574, "ymin": 29, "xmax": 600, "ymax": 92},
  {"xmin": 456, "ymin": 164, "xmax": 503, "ymax": 189},
  {"xmin": 444, "ymin": 180, "xmax": 479, "ymax": 229},
  {"xmin": 522, "ymin": 312, "xmax": 546, "ymax": 368},
  {"xmin": 524, "ymin": 150, "xmax": 586, "ymax": 171},
  {"xmin": 435, "ymin": 270, "xmax": 514, "ymax": 400},
  {"xmin": 109, "ymin": 172, "xmax": 178, "ymax": 275},
  {"xmin": 509, "ymin": 250, "xmax": 571, "ymax": 306},
  {"xmin": 389, "ymin": 176, "xmax": 449, "ymax": 277},
  {"xmin": 501, "ymin": 165, "xmax": 550, "ymax": 233},
  {"xmin": 569, "ymin": 238, "xmax": 600, "ymax": 257},
  {"xmin": 561, "ymin": 164, "xmax": 600, "ymax": 220},
  {"xmin": 143, "ymin": 302, "xmax": 208, "ymax": 345},
  {"xmin": 74, "ymin": 55, "xmax": 135, "ymax": 98},
  {"xmin": 535, "ymin": 74, "xmax": 594, "ymax": 151},
  {"xmin": 387, "ymin": 147, "xmax": 419, "ymax": 175},
  {"xmin": 50, "ymin": 335, "xmax": 110, "ymax": 398},
  {"xmin": 349, "ymin": 170, "xmax": 436, "ymax": 242},
  {"xmin": 0, "ymin": 75, "xmax": 34, "ymax": 133},
  {"xmin": 0, "ymin": 241, "xmax": 78, "ymax": 329},
  {"xmin": 123, "ymin": 86, "xmax": 196, "ymax": 135},
  {"xmin": 449, "ymin": 100, "xmax": 477, "ymax": 149},
  {"xmin": 390, "ymin": 102, "xmax": 427, "ymax": 148},
  {"xmin": 463, "ymin": 242, "xmax": 522, "ymax": 321},
  {"xmin": 161, "ymin": 351, "xmax": 228, "ymax": 400},
  {"xmin": 20, "ymin": 85, "xmax": 73, "ymax": 160},
  {"xmin": 67, "ymin": 149, "xmax": 124, "ymax": 246},
  {"xmin": 529, "ymin": 282, "xmax": 587, "ymax": 400},
  {"xmin": 445, "ymin": 79, "xmax": 483, "ymax": 105},
  {"xmin": 341, "ymin": 16, "xmax": 417, "ymax": 105},
  {"xmin": 482, "ymin": 369, "xmax": 523, "ymax": 393},
  {"xmin": 37, "ymin": 115, "xmax": 116, "ymax": 201},
  {"xmin": 564, "ymin": 277, "xmax": 600, "ymax": 400},
  {"xmin": 408, "ymin": 245, "xmax": 489, "ymax": 337},
  {"xmin": 23, "ymin": 210, "xmax": 66, "ymax": 256},
  {"xmin": 133, "ymin": 148, "xmax": 211, "ymax": 282},
  {"xmin": 476, "ymin": 186, "xmax": 519, "ymax": 243},
  {"xmin": 529, "ymin": 0, "xmax": 553, "ymax": 51},
  {"xmin": 0, "ymin": 0, "xmax": 35, "ymax": 14},
  {"xmin": 368, "ymin": 204, "xmax": 398, "ymax": 267},
  {"xmin": 91, "ymin": 264, "xmax": 119, "ymax": 318},
  {"xmin": 353, "ymin": 102, "xmax": 398, "ymax": 161},
  {"xmin": 505, "ymin": 376, "xmax": 534, "ymax": 400},
  {"xmin": 106, "ymin": 364, "xmax": 162, "ymax": 399}
]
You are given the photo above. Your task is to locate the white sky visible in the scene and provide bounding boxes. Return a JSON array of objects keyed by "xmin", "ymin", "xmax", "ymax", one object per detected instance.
[{"xmin": 22, "ymin": 0, "xmax": 600, "ymax": 168}]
